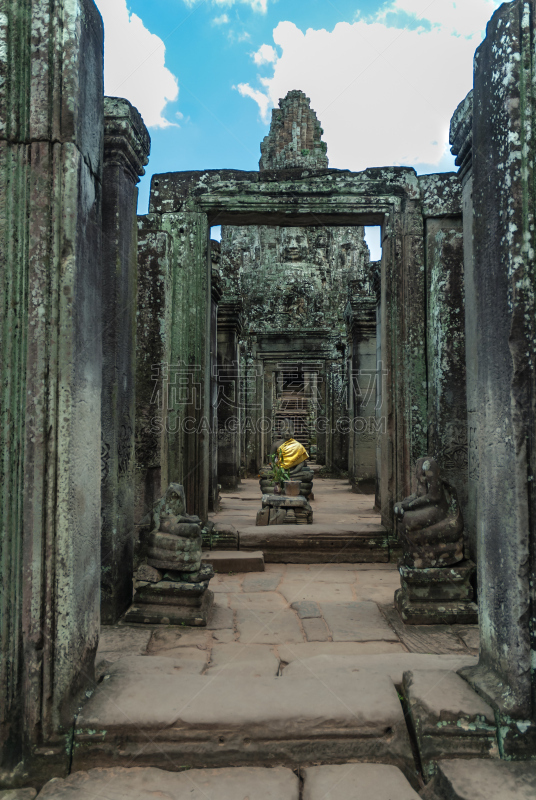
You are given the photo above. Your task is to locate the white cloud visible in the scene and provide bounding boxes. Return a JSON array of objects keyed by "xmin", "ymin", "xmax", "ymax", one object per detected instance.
[
  {"xmin": 184, "ymin": 0, "xmax": 268, "ymax": 12},
  {"xmin": 253, "ymin": 44, "xmax": 278, "ymax": 65},
  {"xmin": 95, "ymin": 0, "xmax": 179, "ymax": 129},
  {"xmin": 237, "ymin": 0, "xmax": 501, "ymax": 171},
  {"xmin": 213, "ymin": 13, "xmax": 230, "ymax": 24},
  {"xmin": 235, "ymin": 83, "xmax": 271, "ymax": 120}
]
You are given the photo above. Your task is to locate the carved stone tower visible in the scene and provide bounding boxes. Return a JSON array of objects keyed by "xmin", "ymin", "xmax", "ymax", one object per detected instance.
[{"xmin": 259, "ymin": 90, "xmax": 329, "ymax": 171}]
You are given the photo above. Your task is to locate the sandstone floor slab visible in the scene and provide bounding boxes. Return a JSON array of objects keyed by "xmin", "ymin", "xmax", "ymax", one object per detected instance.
[
  {"xmin": 236, "ymin": 608, "xmax": 304, "ymax": 644},
  {"xmin": 302, "ymin": 617, "xmax": 329, "ymax": 642},
  {"xmin": 36, "ymin": 766, "xmax": 299, "ymax": 799},
  {"xmin": 319, "ymin": 601, "xmax": 400, "ymax": 642},
  {"xmin": 302, "ymin": 763, "xmax": 420, "ymax": 800},
  {"xmin": 73, "ymin": 658, "xmax": 413, "ymax": 775},
  {"xmin": 242, "ymin": 573, "xmax": 283, "ymax": 592},
  {"xmin": 278, "ymin": 641, "xmax": 407, "ymax": 664},
  {"xmin": 206, "ymin": 643, "xmax": 280, "ymax": 677},
  {"xmin": 96, "ymin": 626, "xmax": 152, "ymax": 663},
  {"xmin": 278, "ymin": 581, "xmax": 355, "ymax": 604},
  {"xmin": 229, "ymin": 591, "xmax": 288, "ymax": 611},
  {"xmin": 426, "ymin": 758, "xmax": 536, "ymax": 800}
]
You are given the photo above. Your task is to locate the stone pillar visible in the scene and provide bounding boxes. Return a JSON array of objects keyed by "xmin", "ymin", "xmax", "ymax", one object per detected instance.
[
  {"xmin": 419, "ymin": 174, "xmax": 467, "ymax": 538},
  {"xmin": 100, "ymin": 98, "xmax": 150, "ymax": 624},
  {"xmin": 134, "ymin": 216, "xmax": 172, "ymax": 525},
  {"xmin": 450, "ymin": 91, "xmax": 477, "ymax": 558},
  {"xmin": 217, "ymin": 302, "xmax": 243, "ymax": 490},
  {"xmin": 0, "ymin": 0, "xmax": 103, "ymax": 778},
  {"xmin": 160, "ymin": 211, "xmax": 211, "ymax": 520},
  {"xmin": 208, "ymin": 247, "xmax": 222, "ymax": 511},
  {"xmin": 346, "ymin": 290, "xmax": 377, "ymax": 493},
  {"xmin": 457, "ymin": 1, "xmax": 536, "ymax": 747},
  {"xmin": 380, "ymin": 195, "xmax": 427, "ymax": 532}
]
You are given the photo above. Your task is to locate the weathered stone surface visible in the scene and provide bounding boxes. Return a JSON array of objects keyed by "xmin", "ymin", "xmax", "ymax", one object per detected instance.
[
  {"xmin": 0, "ymin": 0, "xmax": 104, "ymax": 772},
  {"xmin": 123, "ymin": 591, "xmax": 214, "ymax": 626},
  {"xmin": 302, "ymin": 618, "xmax": 329, "ymax": 642},
  {"xmin": 291, "ymin": 601, "xmax": 322, "ymax": 619},
  {"xmin": 239, "ymin": 523, "xmax": 389, "ymax": 563},
  {"xmin": 206, "ymin": 602, "xmax": 234, "ymax": 631},
  {"xmin": 424, "ymin": 758, "xmax": 536, "ymax": 800},
  {"xmin": 73, "ymin": 661, "xmax": 413, "ymax": 775},
  {"xmin": 302, "ymin": 763, "xmax": 420, "ymax": 800},
  {"xmin": 202, "ymin": 551, "xmax": 265, "ymax": 573},
  {"xmin": 95, "ymin": 627, "xmax": 152, "ymax": 665},
  {"xmin": 101, "ymin": 96, "xmax": 151, "ymax": 625},
  {"xmin": 319, "ymin": 602, "xmax": 399, "ymax": 643},
  {"xmin": 135, "ymin": 216, "xmax": 172, "ymax": 525},
  {"xmin": 395, "ymin": 561, "xmax": 478, "ymax": 625},
  {"xmin": 207, "ymin": 643, "xmax": 280, "ymax": 677},
  {"xmin": 283, "ymin": 653, "xmax": 478, "ymax": 685},
  {"xmin": 279, "ymin": 642, "xmax": 407, "ymax": 666},
  {"xmin": 36, "ymin": 766, "xmax": 299, "ymax": 799},
  {"xmin": 457, "ymin": 0, "xmax": 536, "ymax": 722},
  {"xmin": 403, "ymin": 670, "xmax": 498, "ymax": 779},
  {"xmin": 0, "ymin": 791, "xmax": 37, "ymax": 800},
  {"xmin": 242, "ymin": 573, "xmax": 281, "ymax": 592},
  {"xmin": 279, "ymin": 581, "xmax": 354, "ymax": 604},
  {"xmin": 235, "ymin": 609, "xmax": 304, "ymax": 645}
]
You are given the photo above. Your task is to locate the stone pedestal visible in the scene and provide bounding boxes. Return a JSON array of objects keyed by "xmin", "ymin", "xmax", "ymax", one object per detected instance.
[
  {"xmin": 395, "ymin": 561, "xmax": 477, "ymax": 625},
  {"xmin": 124, "ymin": 563, "xmax": 214, "ymax": 626},
  {"xmin": 256, "ymin": 494, "xmax": 313, "ymax": 526},
  {"xmin": 125, "ymin": 484, "xmax": 214, "ymax": 626}
]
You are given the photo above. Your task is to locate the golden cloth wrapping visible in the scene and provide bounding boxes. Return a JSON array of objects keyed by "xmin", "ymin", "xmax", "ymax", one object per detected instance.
[{"xmin": 277, "ymin": 438, "xmax": 309, "ymax": 469}]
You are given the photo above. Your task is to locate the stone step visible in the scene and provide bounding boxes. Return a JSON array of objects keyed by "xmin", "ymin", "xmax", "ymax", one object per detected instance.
[
  {"xmin": 72, "ymin": 657, "xmax": 414, "ymax": 780},
  {"xmin": 422, "ymin": 758, "xmax": 536, "ymax": 799},
  {"xmin": 402, "ymin": 670, "xmax": 498, "ymax": 780},
  {"xmin": 35, "ymin": 763, "xmax": 423, "ymax": 799},
  {"xmin": 201, "ymin": 550, "xmax": 264, "ymax": 573},
  {"xmin": 239, "ymin": 522, "xmax": 389, "ymax": 562}
]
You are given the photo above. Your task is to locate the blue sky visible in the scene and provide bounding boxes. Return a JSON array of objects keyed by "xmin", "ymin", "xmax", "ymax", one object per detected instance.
[{"xmin": 96, "ymin": 0, "xmax": 501, "ymax": 257}]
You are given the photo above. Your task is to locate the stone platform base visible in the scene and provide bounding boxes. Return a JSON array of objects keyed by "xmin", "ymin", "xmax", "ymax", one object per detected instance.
[
  {"xmin": 395, "ymin": 561, "xmax": 478, "ymax": 624},
  {"xmin": 239, "ymin": 523, "xmax": 389, "ymax": 562},
  {"xmin": 123, "ymin": 590, "xmax": 214, "ymax": 626},
  {"xmin": 395, "ymin": 589, "xmax": 478, "ymax": 625},
  {"xmin": 72, "ymin": 657, "xmax": 413, "ymax": 780},
  {"xmin": 36, "ymin": 763, "xmax": 422, "ymax": 799}
]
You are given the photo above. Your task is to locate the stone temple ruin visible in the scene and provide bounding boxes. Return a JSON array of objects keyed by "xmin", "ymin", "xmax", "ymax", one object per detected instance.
[{"xmin": 2, "ymin": 1, "xmax": 536, "ymax": 797}]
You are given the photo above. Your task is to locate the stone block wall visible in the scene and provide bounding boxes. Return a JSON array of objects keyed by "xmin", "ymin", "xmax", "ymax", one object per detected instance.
[{"xmin": 0, "ymin": 0, "xmax": 103, "ymax": 777}]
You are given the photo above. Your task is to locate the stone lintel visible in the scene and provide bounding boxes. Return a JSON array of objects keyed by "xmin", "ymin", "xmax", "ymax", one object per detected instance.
[
  {"xmin": 418, "ymin": 173, "xmax": 462, "ymax": 218},
  {"xmin": 217, "ymin": 301, "xmax": 243, "ymax": 334},
  {"xmin": 104, "ymin": 96, "xmax": 151, "ymax": 184},
  {"xmin": 148, "ymin": 166, "xmax": 420, "ymax": 219}
]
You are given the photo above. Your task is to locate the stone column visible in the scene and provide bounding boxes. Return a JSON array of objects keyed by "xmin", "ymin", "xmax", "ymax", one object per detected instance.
[
  {"xmin": 134, "ymin": 216, "xmax": 172, "ymax": 524},
  {"xmin": 208, "ymin": 248, "xmax": 222, "ymax": 511},
  {"xmin": 419, "ymin": 174, "xmax": 467, "ymax": 537},
  {"xmin": 160, "ymin": 211, "xmax": 211, "ymax": 520},
  {"xmin": 217, "ymin": 302, "xmax": 243, "ymax": 490},
  {"xmin": 450, "ymin": 91, "xmax": 477, "ymax": 557},
  {"xmin": 0, "ymin": 0, "xmax": 103, "ymax": 778},
  {"xmin": 100, "ymin": 98, "xmax": 150, "ymax": 624},
  {"xmin": 457, "ymin": 0, "xmax": 536, "ymax": 747},
  {"xmin": 346, "ymin": 291, "xmax": 377, "ymax": 494}
]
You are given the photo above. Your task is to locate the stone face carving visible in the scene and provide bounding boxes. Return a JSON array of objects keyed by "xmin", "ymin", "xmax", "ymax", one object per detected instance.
[
  {"xmin": 394, "ymin": 457, "xmax": 477, "ymax": 625},
  {"xmin": 124, "ymin": 484, "xmax": 214, "ymax": 625}
]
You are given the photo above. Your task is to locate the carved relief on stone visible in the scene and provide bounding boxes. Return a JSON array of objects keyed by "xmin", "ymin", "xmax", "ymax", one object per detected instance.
[{"xmin": 443, "ymin": 422, "xmax": 468, "ymax": 471}]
